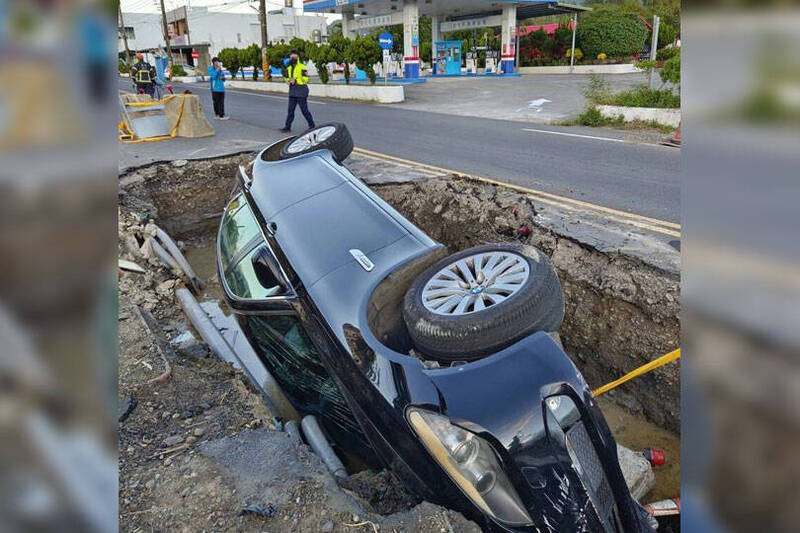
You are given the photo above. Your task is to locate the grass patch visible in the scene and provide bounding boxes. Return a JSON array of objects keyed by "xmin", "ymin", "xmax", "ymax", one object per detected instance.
[
  {"xmin": 563, "ymin": 107, "xmax": 675, "ymax": 133},
  {"xmin": 597, "ymin": 86, "xmax": 680, "ymax": 108}
]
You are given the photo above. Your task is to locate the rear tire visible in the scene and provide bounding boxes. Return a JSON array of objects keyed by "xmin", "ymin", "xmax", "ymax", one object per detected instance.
[
  {"xmin": 278, "ymin": 122, "xmax": 353, "ymax": 163},
  {"xmin": 403, "ymin": 243, "xmax": 564, "ymax": 362}
]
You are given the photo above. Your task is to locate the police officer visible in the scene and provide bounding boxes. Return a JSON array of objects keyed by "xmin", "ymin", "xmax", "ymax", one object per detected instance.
[
  {"xmin": 279, "ymin": 50, "xmax": 315, "ymax": 132},
  {"xmin": 130, "ymin": 52, "xmax": 157, "ymax": 97}
]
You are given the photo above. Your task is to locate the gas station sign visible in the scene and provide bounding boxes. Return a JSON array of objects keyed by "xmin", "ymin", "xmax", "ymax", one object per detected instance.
[{"xmin": 378, "ymin": 32, "xmax": 394, "ymax": 50}]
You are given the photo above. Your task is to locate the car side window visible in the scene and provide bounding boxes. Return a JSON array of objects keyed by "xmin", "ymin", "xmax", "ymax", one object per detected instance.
[{"xmin": 219, "ymin": 194, "xmax": 287, "ymax": 299}]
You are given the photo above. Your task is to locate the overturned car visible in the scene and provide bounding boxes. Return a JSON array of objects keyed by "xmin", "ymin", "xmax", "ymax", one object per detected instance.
[{"xmin": 216, "ymin": 123, "xmax": 655, "ymax": 532}]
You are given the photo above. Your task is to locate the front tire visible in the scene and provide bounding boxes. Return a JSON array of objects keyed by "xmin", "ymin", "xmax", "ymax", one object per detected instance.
[
  {"xmin": 403, "ymin": 243, "xmax": 564, "ymax": 362},
  {"xmin": 278, "ymin": 122, "xmax": 353, "ymax": 163}
]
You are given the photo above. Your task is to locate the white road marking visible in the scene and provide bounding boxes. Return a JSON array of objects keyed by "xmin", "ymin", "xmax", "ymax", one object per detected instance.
[{"xmin": 521, "ymin": 127, "xmax": 662, "ymax": 147}]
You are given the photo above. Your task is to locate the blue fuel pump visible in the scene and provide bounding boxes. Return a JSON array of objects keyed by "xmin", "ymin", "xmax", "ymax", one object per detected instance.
[{"xmin": 434, "ymin": 40, "xmax": 462, "ymax": 75}]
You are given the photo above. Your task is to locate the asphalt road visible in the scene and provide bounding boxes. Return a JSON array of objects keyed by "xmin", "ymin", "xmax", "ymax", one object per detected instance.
[{"xmin": 120, "ymin": 79, "xmax": 680, "ymax": 223}]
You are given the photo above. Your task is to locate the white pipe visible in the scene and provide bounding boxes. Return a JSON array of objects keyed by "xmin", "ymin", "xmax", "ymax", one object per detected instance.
[
  {"xmin": 284, "ymin": 419, "xmax": 303, "ymax": 444},
  {"xmin": 153, "ymin": 225, "xmax": 203, "ymax": 290},
  {"xmin": 175, "ymin": 288, "xmax": 298, "ymax": 421},
  {"xmin": 300, "ymin": 415, "xmax": 347, "ymax": 478},
  {"xmin": 149, "ymin": 237, "xmax": 181, "ymax": 272}
]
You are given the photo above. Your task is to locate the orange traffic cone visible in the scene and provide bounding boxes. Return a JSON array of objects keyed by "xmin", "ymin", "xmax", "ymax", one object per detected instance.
[{"xmin": 662, "ymin": 122, "xmax": 681, "ymax": 147}]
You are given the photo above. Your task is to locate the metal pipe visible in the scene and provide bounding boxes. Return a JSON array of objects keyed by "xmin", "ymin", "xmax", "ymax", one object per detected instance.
[
  {"xmin": 153, "ymin": 225, "xmax": 203, "ymax": 290},
  {"xmin": 149, "ymin": 237, "xmax": 181, "ymax": 272},
  {"xmin": 569, "ymin": 12, "xmax": 577, "ymax": 73},
  {"xmin": 300, "ymin": 415, "xmax": 347, "ymax": 479},
  {"xmin": 284, "ymin": 419, "xmax": 303, "ymax": 444},
  {"xmin": 175, "ymin": 288, "xmax": 298, "ymax": 421}
]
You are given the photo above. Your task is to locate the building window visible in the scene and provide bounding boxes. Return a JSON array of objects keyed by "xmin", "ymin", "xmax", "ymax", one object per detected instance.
[
  {"xmin": 120, "ymin": 26, "xmax": 135, "ymax": 40},
  {"xmin": 237, "ymin": 33, "xmax": 242, "ymax": 43}
]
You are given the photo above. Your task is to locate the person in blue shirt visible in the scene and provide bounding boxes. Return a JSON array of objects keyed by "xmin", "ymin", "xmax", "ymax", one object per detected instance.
[{"xmin": 208, "ymin": 57, "xmax": 229, "ymax": 120}]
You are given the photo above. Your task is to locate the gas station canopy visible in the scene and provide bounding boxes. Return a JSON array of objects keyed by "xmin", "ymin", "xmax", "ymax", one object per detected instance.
[
  {"xmin": 303, "ymin": 0, "xmax": 586, "ymax": 19},
  {"xmin": 302, "ymin": 0, "xmax": 589, "ymax": 78}
]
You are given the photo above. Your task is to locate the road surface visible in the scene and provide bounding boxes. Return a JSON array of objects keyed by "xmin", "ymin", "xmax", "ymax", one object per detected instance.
[{"xmin": 119, "ymin": 78, "xmax": 680, "ymax": 223}]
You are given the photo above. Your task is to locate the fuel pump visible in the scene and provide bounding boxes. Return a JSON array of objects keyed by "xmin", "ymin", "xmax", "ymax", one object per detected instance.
[
  {"xmin": 485, "ymin": 50, "xmax": 498, "ymax": 74},
  {"xmin": 465, "ymin": 50, "xmax": 477, "ymax": 74}
]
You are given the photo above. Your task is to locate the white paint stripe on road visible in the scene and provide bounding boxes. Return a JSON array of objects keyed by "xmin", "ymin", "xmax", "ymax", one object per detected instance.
[{"xmin": 521, "ymin": 128, "xmax": 662, "ymax": 147}]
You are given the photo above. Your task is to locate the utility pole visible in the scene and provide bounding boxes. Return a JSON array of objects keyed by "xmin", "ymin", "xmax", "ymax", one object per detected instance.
[
  {"xmin": 118, "ymin": 3, "xmax": 132, "ymax": 67},
  {"xmin": 159, "ymin": 0, "xmax": 174, "ymax": 64},
  {"xmin": 648, "ymin": 15, "xmax": 660, "ymax": 88},
  {"xmin": 259, "ymin": 0, "xmax": 269, "ymax": 80}
]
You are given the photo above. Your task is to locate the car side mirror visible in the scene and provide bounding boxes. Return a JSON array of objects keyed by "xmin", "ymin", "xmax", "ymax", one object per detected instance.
[{"xmin": 251, "ymin": 245, "xmax": 288, "ymax": 295}]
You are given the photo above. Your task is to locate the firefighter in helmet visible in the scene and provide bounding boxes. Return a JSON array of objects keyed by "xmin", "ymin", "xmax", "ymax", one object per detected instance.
[{"xmin": 130, "ymin": 52, "xmax": 157, "ymax": 97}]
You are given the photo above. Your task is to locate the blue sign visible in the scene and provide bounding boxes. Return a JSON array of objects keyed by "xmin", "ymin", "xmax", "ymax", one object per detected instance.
[{"xmin": 378, "ymin": 32, "xmax": 394, "ymax": 50}]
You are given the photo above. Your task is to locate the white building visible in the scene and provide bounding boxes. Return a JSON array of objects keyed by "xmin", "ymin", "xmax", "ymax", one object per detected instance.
[{"xmin": 120, "ymin": 3, "xmax": 328, "ymax": 67}]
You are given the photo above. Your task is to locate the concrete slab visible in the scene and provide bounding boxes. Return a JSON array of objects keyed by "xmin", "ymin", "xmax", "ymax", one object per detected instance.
[{"xmin": 397, "ymin": 73, "xmax": 649, "ymax": 124}]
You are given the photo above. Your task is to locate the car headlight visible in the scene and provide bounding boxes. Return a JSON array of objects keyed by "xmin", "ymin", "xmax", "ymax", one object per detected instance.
[{"xmin": 406, "ymin": 408, "xmax": 533, "ymax": 527}]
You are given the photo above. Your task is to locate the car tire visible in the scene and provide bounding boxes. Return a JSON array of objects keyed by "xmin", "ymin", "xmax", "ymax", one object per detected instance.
[
  {"xmin": 403, "ymin": 243, "xmax": 564, "ymax": 362},
  {"xmin": 278, "ymin": 122, "xmax": 353, "ymax": 163}
]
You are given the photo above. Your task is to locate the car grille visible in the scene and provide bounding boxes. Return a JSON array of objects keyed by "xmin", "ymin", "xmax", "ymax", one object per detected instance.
[{"xmin": 566, "ymin": 421, "xmax": 617, "ymax": 532}]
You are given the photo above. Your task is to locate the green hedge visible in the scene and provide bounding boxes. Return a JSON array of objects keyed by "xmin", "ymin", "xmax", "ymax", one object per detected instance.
[
  {"xmin": 598, "ymin": 86, "xmax": 680, "ymax": 108},
  {"xmin": 576, "ymin": 8, "xmax": 648, "ymax": 59}
]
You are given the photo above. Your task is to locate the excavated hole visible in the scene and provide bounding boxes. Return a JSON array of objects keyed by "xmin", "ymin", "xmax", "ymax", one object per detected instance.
[{"xmin": 119, "ymin": 153, "xmax": 681, "ymax": 504}]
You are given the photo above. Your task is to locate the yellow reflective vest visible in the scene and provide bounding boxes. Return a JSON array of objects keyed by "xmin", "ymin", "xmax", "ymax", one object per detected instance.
[{"xmin": 286, "ymin": 61, "xmax": 309, "ymax": 86}]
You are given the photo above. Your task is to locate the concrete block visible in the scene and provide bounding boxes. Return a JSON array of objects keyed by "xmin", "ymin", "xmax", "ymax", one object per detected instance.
[
  {"xmin": 225, "ymin": 80, "xmax": 405, "ymax": 104},
  {"xmin": 597, "ymin": 105, "xmax": 681, "ymax": 127}
]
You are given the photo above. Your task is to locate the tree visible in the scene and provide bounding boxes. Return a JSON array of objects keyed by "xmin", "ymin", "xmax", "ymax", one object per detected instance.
[
  {"xmin": 288, "ymin": 37, "xmax": 314, "ymax": 62},
  {"xmin": 576, "ymin": 7, "xmax": 649, "ymax": 59},
  {"xmin": 346, "ymin": 36, "xmax": 382, "ymax": 84},
  {"xmin": 218, "ymin": 48, "xmax": 242, "ymax": 79},
  {"xmin": 328, "ymin": 34, "xmax": 352, "ymax": 84},
  {"xmin": 312, "ymin": 44, "xmax": 337, "ymax": 84},
  {"xmin": 243, "ymin": 43, "xmax": 262, "ymax": 80},
  {"xmin": 267, "ymin": 43, "xmax": 292, "ymax": 78}
]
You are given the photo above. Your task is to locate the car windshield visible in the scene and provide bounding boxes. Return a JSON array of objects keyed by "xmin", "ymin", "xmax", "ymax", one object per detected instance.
[{"xmin": 219, "ymin": 194, "xmax": 285, "ymax": 299}]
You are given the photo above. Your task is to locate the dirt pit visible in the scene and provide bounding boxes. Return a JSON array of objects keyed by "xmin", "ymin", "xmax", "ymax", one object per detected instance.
[{"xmin": 118, "ymin": 153, "xmax": 681, "ymax": 527}]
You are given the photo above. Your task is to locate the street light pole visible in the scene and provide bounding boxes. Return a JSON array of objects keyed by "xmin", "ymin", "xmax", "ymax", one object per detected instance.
[
  {"xmin": 260, "ymin": 0, "xmax": 269, "ymax": 80},
  {"xmin": 569, "ymin": 12, "xmax": 577, "ymax": 73},
  {"xmin": 159, "ymin": 0, "xmax": 174, "ymax": 64}
]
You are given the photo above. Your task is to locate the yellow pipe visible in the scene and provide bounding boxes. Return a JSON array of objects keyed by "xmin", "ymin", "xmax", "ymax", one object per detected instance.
[{"xmin": 592, "ymin": 349, "xmax": 680, "ymax": 396}]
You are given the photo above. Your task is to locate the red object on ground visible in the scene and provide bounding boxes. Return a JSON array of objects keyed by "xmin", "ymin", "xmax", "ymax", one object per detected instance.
[
  {"xmin": 517, "ymin": 225, "xmax": 531, "ymax": 238},
  {"xmin": 642, "ymin": 448, "xmax": 666, "ymax": 466},
  {"xmin": 166, "ymin": 85, "xmax": 174, "ymax": 94},
  {"xmin": 672, "ymin": 123, "xmax": 681, "ymax": 143}
]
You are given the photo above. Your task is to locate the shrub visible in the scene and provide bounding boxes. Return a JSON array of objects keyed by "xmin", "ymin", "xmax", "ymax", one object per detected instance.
[
  {"xmin": 600, "ymin": 85, "xmax": 680, "ymax": 108},
  {"xmin": 576, "ymin": 8, "xmax": 648, "ymax": 59},
  {"xmin": 576, "ymin": 106, "xmax": 622, "ymax": 127},
  {"xmin": 170, "ymin": 64, "xmax": 187, "ymax": 77},
  {"xmin": 657, "ymin": 21, "xmax": 677, "ymax": 49},
  {"xmin": 346, "ymin": 36, "xmax": 382, "ymax": 84},
  {"xmin": 119, "ymin": 60, "xmax": 130, "ymax": 74},
  {"xmin": 566, "ymin": 47, "xmax": 583, "ymax": 61},
  {"xmin": 267, "ymin": 43, "xmax": 292, "ymax": 78},
  {"xmin": 328, "ymin": 34, "xmax": 352, "ymax": 84},
  {"xmin": 597, "ymin": 52, "xmax": 607, "ymax": 61},
  {"xmin": 657, "ymin": 46, "xmax": 680, "ymax": 61},
  {"xmin": 660, "ymin": 55, "xmax": 680, "ymax": 85},
  {"xmin": 583, "ymin": 74, "xmax": 611, "ymax": 103},
  {"xmin": 312, "ymin": 44, "xmax": 337, "ymax": 84},
  {"xmin": 218, "ymin": 48, "xmax": 243, "ymax": 79},
  {"xmin": 242, "ymin": 43, "xmax": 262, "ymax": 80}
]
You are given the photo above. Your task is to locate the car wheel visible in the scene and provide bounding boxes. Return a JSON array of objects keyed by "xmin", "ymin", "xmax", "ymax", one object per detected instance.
[
  {"xmin": 403, "ymin": 243, "xmax": 564, "ymax": 362},
  {"xmin": 278, "ymin": 122, "xmax": 353, "ymax": 163}
]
